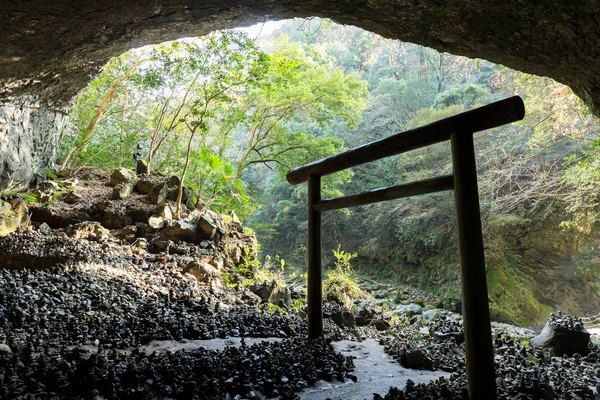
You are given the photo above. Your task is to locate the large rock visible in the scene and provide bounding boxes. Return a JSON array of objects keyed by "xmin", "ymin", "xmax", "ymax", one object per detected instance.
[
  {"xmin": 109, "ymin": 168, "xmax": 135, "ymax": 186},
  {"xmin": 161, "ymin": 221, "xmax": 197, "ymax": 243},
  {"xmin": 268, "ymin": 285, "xmax": 293, "ymax": 309},
  {"xmin": 148, "ymin": 183, "xmax": 168, "ymax": 204},
  {"xmin": 0, "ymin": 197, "xmax": 28, "ymax": 236},
  {"xmin": 148, "ymin": 216, "xmax": 165, "ymax": 230},
  {"xmin": 63, "ymin": 191, "xmax": 81, "ymax": 204},
  {"xmin": 135, "ymin": 178, "xmax": 157, "ymax": 194},
  {"xmin": 168, "ymin": 186, "xmax": 195, "ymax": 210},
  {"xmin": 111, "ymin": 182, "xmax": 134, "ymax": 200},
  {"xmin": 136, "ymin": 159, "xmax": 148, "ymax": 175},
  {"xmin": 66, "ymin": 221, "xmax": 110, "ymax": 241},
  {"xmin": 38, "ymin": 180, "xmax": 60, "ymax": 192},
  {"xmin": 153, "ymin": 204, "xmax": 172, "ymax": 219},
  {"xmin": 102, "ymin": 207, "xmax": 131, "ymax": 229},
  {"xmin": 328, "ymin": 305, "xmax": 355, "ymax": 329},
  {"xmin": 249, "ymin": 280, "xmax": 278, "ymax": 303},
  {"xmin": 30, "ymin": 204, "xmax": 89, "ymax": 228},
  {"xmin": 184, "ymin": 260, "xmax": 221, "ymax": 288},
  {"xmin": 188, "ymin": 209, "xmax": 223, "ymax": 239},
  {"xmin": 530, "ymin": 312, "xmax": 590, "ymax": 356},
  {"xmin": 400, "ymin": 350, "xmax": 434, "ymax": 370}
]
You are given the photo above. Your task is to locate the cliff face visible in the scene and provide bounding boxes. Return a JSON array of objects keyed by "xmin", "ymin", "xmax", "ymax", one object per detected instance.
[{"xmin": 0, "ymin": 99, "xmax": 67, "ymax": 188}]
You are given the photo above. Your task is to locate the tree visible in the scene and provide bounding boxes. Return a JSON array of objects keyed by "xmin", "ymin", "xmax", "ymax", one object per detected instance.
[
  {"xmin": 232, "ymin": 36, "xmax": 369, "ymax": 180},
  {"xmin": 159, "ymin": 31, "xmax": 267, "ymax": 218},
  {"xmin": 60, "ymin": 53, "xmax": 149, "ymax": 170}
]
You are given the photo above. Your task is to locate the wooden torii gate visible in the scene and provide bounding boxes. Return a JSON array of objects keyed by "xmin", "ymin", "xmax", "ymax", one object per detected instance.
[{"xmin": 286, "ymin": 96, "xmax": 525, "ymax": 400}]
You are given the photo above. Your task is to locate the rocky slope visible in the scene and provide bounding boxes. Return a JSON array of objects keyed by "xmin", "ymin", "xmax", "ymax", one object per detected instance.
[{"xmin": 1, "ymin": 168, "xmax": 600, "ymax": 399}]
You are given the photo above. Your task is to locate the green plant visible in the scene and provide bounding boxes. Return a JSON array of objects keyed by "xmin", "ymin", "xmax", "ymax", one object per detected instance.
[
  {"xmin": 291, "ymin": 298, "xmax": 306, "ymax": 310},
  {"xmin": 20, "ymin": 193, "xmax": 41, "ymax": 204},
  {"xmin": 323, "ymin": 244, "xmax": 365, "ymax": 309},
  {"xmin": 332, "ymin": 244, "xmax": 357, "ymax": 273},
  {"xmin": 45, "ymin": 169, "xmax": 58, "ymax": 180}
]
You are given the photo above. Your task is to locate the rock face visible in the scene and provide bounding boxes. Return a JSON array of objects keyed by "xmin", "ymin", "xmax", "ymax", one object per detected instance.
[
  {"xmin": 0, "ymin": 99, "xmax": 67, "ymax": 188},
  {"xmin": 0, "ymin": 197, "xmax": 28, "ymax": 236},
  {"xmin": 530, "ymin": 312, "xmax": 590, "ymax": 356}
]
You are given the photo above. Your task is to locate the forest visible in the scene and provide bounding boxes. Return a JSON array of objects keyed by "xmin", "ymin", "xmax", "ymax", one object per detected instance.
[{"xmin": 55, "ymin": 18, "xmax": 600, "ymax": 326}]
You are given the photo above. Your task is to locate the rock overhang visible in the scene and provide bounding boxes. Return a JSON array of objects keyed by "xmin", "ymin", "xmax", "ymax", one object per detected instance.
[{"xmin": 0, "ymin": 0, "xmax": 598, "ymax": 112}]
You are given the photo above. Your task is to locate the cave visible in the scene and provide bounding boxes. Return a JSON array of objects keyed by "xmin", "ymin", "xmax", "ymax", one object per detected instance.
[
  {"xmin": 0, "ymin": 0, "xmax": 599, "ymax": 187},
  {"xmin": 0, "ymin": 3, "xmax": 599, "ymax": 399}
]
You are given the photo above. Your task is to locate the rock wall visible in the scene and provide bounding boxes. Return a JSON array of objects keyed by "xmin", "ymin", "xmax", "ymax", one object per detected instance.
[{"xmin": 0, "ymin": 99, "xmax": 67, "ymax": 188}]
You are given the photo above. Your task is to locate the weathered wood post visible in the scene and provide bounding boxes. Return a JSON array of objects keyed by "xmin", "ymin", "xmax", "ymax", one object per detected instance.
[
  {"xmin": 307, "ymin": 174, "xmax": 323, "ymax": 339},
  {"xmin": 451, "ymin": 130, "xmax": 497, "ymax": 399}
]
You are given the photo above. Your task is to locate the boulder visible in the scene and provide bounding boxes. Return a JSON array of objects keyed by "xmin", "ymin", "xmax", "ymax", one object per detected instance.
[
  {"xmin": 167, "ymin": 175, "xmax": 181, "ymax": 187},
  {"xmin": 400, "ymin": 350, "xmax": 434, "ymax": 370},
  {"xmin": 168, "ymin": 186, "xmax": 195, "ymax": 209},
  {"xmin": 184, "ymin": 260, "xmax": 221, "ymax": 288},
  {"xmin": 0, "ymin": 198, "xmax": 28, "ymax": 236},
  {"xmin": 136, "ymin": 159, "xmax": 148, "ymax": 175},
  {"xmin": 135, "ymin": 178, "xmax": 156, "ymax": 194},
  {"xmin": 393, "ymin": 303, "xmax": 422, "ymax": 317},
  {"xmin": 31, "ymin": 204, "xmax": 88, "ymax": 228},
  {"xmin": 116, "ymin": 225, "xmax": 137, "ymax": 241},
  {"xmin": 188, "ymin": 209, "xmax": 222, "ymax": 239},
  {"xmin": 37, "ymin": 222, "xmax": 52, "ymax": 235},
  {"xmin": 269, "ymin": 285, "xmax": 293, "ymax": 309},
  {"xmin": 330, "ymin": 308, "xmax": 356, "ymax": 329},
  {"xmin": 148, "ymin": 183, "xmax": 168, "ymax": 204},
  {"xmin": 135, "ymin": 222, "xmax": 150, "ymax": 237},
  {"xmin": 241, "ymin": 290, "xmax": 262, "ymax": 305},
  {"xmin": 249, "ymin": 280, "xmax": 278, "ymax": 303},
  {"xmin": 374, "ymin": 318, "xmax": 391, "ymax": 331},
  {"xmin": 530, "ymin": 312, "xmax": 590, "ymax": 356},
  {"xmin": 110, "ymin": 168, "xmax": 135, "ymax": 186},
  {"xmin": 227, "ymin": 210, "xmax": 241, "ymax": 226},
  {"xmin": 148, "ymin": 216, "xmax": 165, "ymax": 230},
  {"xmin": 161, "ymin": 221, "xmax": 197, "ymax": 243},
  {"xmin": 111, "ymin": 182, "xmax": 135, "ymax": 200},
  {"xmin": 102, "ymin": 207, "xmax": 131, "ymax": 229},
  {"xmin": 197, "ymin": 215, "xmax": 217, "ymax": 239},
  {"xmin": 0, "ymin": 343, "xmax": 11, "ymax": 354},
  {"xmin": 66, "ymin": 221, "xmax": 110, "ymax": 241},
  {"xmin": 422, "ymin": 309, "xmax": 442, "ymax": 321}
]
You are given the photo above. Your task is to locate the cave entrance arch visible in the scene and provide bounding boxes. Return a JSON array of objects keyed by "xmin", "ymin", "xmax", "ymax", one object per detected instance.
[{"xmin": 287, "ymin": 96, "xmax": 526, "ymax": 400}]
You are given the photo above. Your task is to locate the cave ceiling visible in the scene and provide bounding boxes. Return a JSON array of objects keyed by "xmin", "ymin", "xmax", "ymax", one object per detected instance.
[{"xmin": 0, "ymin": 0, "xmax": 599, "ymax": 112}]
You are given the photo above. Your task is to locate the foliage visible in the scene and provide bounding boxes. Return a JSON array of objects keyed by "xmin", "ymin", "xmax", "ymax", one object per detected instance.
[
  {"xmin": 323, "ymin": 244, "xmax": 365, "ymax": 309},
  {"xmin": 20, "ymin": 192, "xmax": 42, "ymax": 204},
  {"xmin": 332, "ymin": 244, "xmax": 357, "ymax": 273},
  {"xmin": 433, "ymin": 83, "xmax": 490, "ymax": 109}
]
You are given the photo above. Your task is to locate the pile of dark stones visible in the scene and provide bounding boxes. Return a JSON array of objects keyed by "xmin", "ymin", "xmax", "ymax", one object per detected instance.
[
  {"xmin": 378, "ymin": 315, "xmax": 600, "ymax": 400},
  {"xmin": 0, "ymin": 337, "xmax": 353, "ymax": 399},
  {"xmin": 548, "ymin": 311, "xmax": 585, "ymax": 331},
  {"xmin": 0, "ymin": 260, "xmax": 307, "ymax": 351}
]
